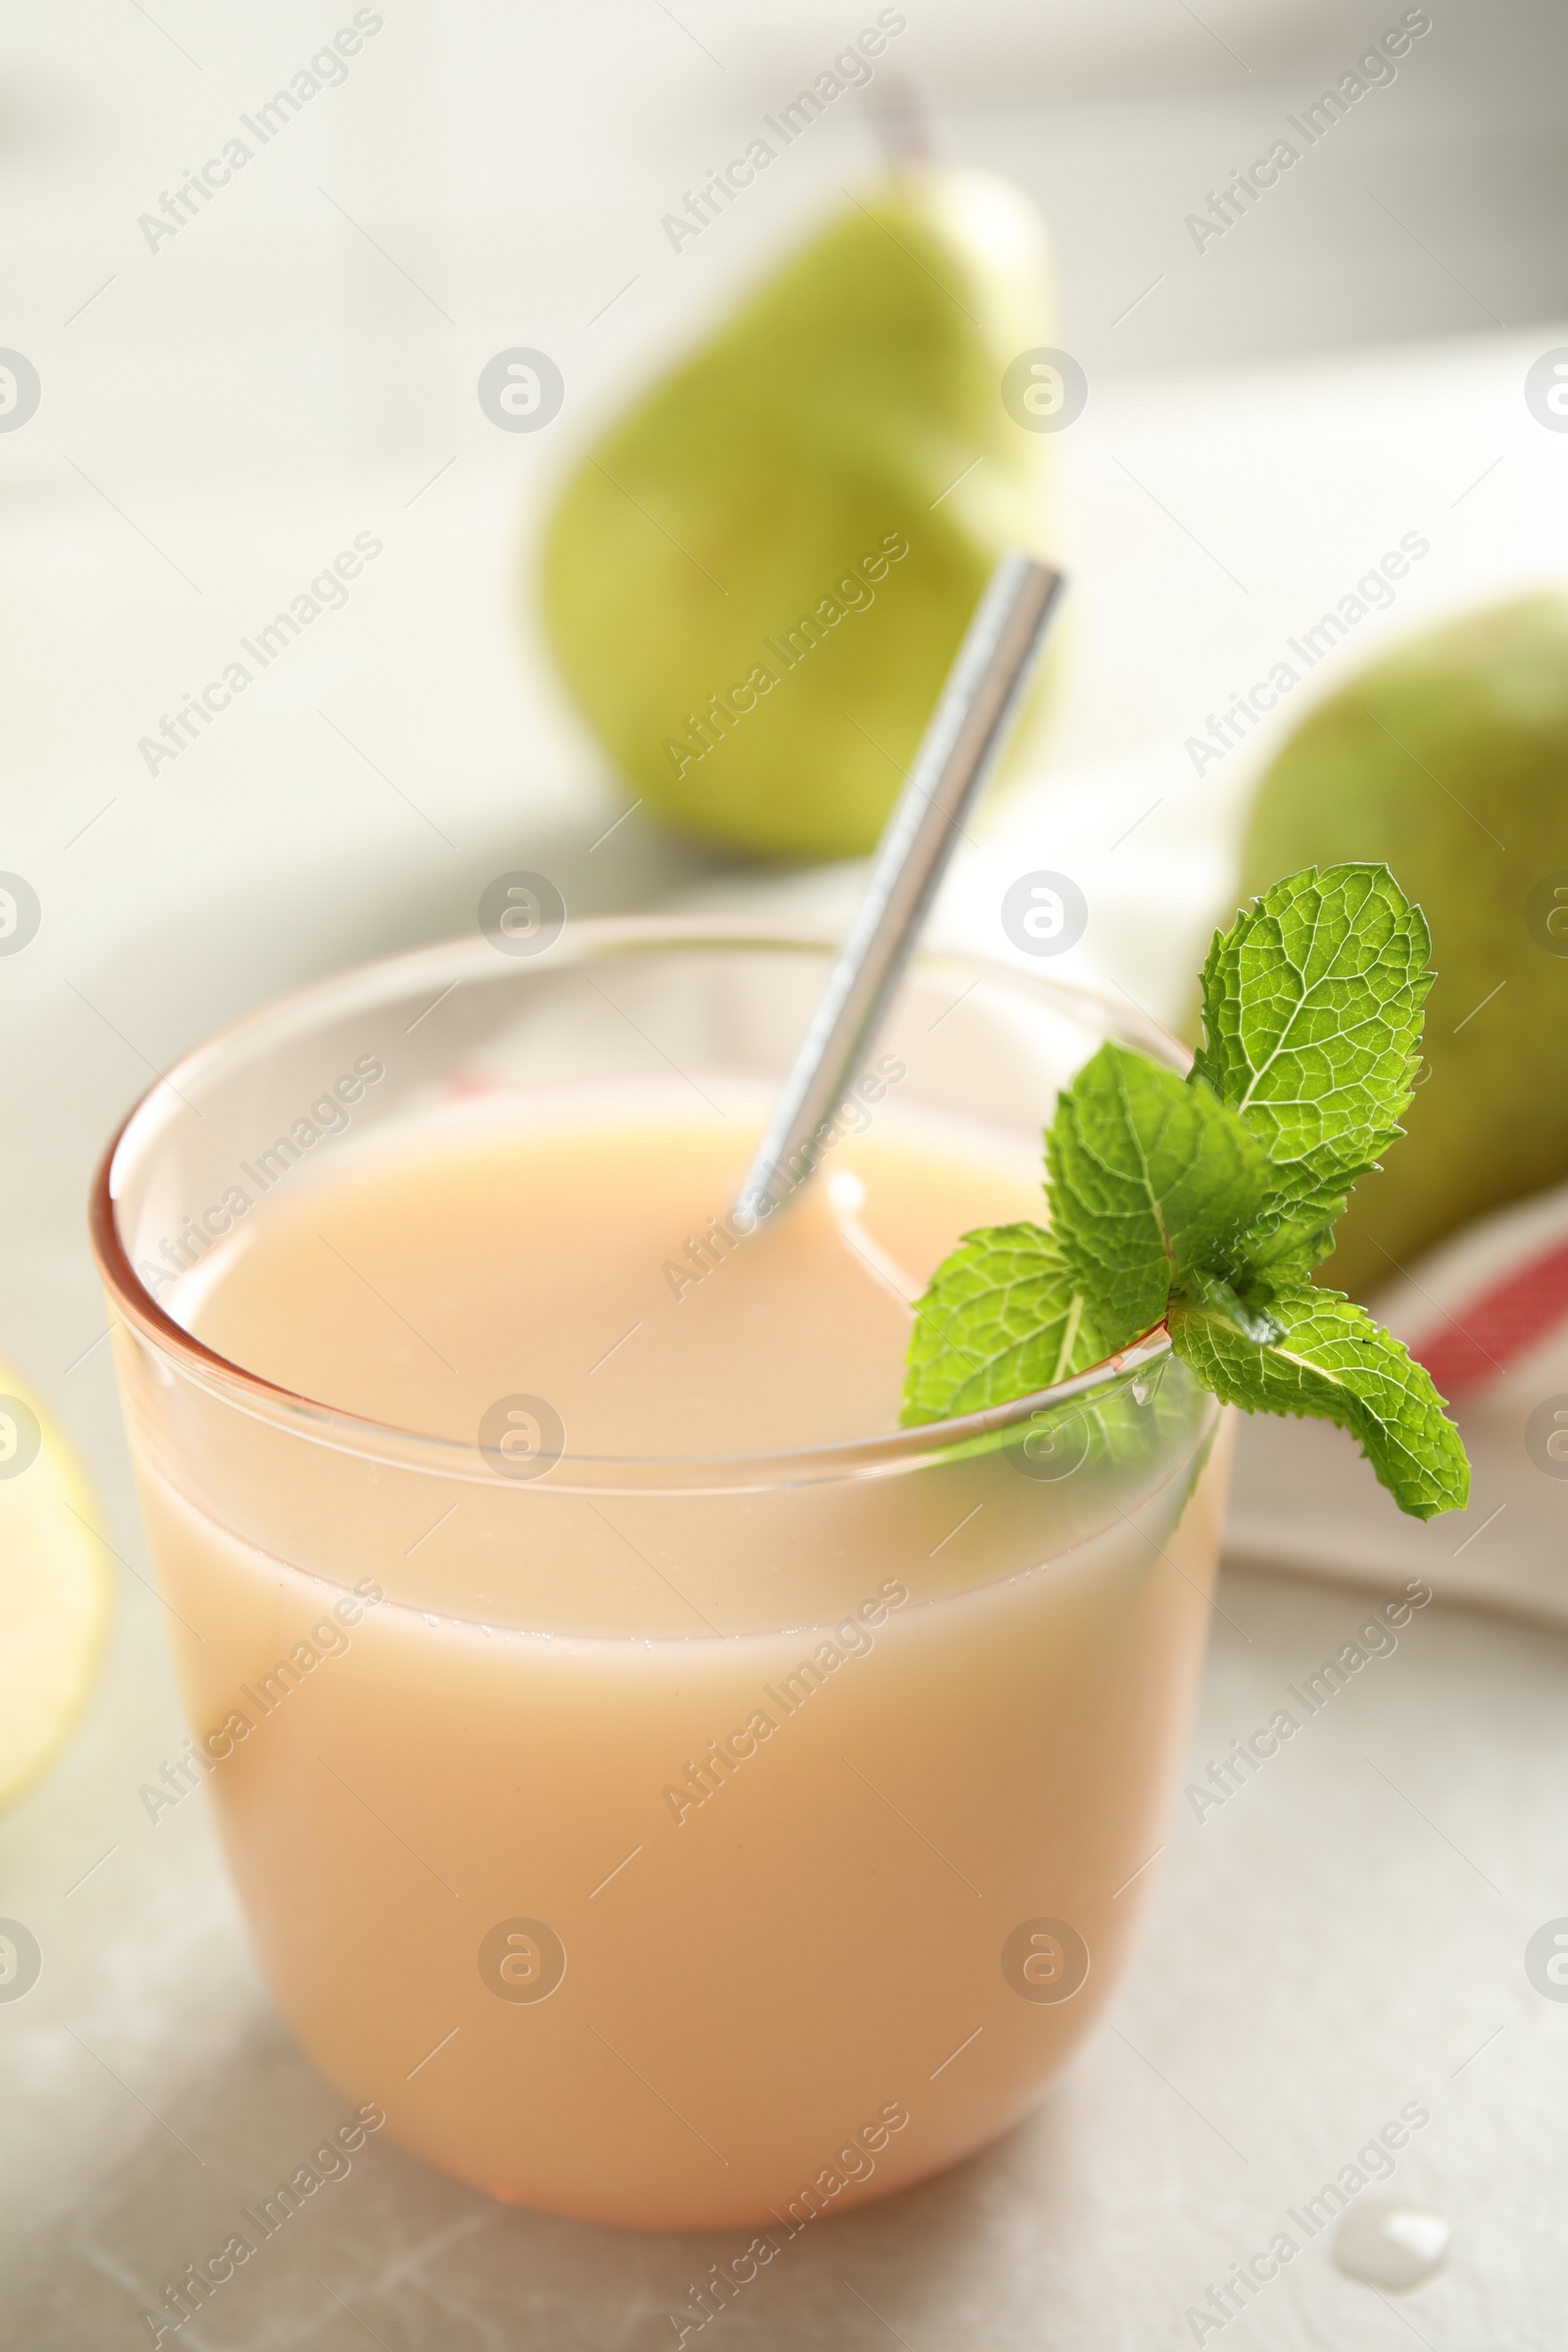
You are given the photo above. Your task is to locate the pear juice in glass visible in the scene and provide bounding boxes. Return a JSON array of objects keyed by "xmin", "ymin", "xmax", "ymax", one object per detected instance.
[{"xmin": 92, "ymin": 922, "xmax": 1230, "ymax": 2229}]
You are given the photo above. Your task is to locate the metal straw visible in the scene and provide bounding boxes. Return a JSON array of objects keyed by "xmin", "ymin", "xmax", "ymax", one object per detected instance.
[{"xmin": 735, "ymin": 549, "xmax": 1065, "ymax": 1226}]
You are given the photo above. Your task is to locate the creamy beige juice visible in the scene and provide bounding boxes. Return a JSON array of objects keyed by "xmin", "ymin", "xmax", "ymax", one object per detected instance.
[{"xmin": 132, "ymin": 1105, "xmax": 1227, "ymax": 2230}]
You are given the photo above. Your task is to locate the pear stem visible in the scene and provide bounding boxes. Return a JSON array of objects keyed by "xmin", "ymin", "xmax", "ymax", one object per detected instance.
[{"xmin": 870, "ymin": 70, "xmax": 938, "ymax": 164}]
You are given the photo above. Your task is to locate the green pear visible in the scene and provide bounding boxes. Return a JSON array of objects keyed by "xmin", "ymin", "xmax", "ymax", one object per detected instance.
[
  {"xmin": 1238, "ymin": 594, "xmax": 1568, "ymax": 1297},
  {"xmin": 539, "ymin": 169, "xmax": 1060, "ymax": 859}
]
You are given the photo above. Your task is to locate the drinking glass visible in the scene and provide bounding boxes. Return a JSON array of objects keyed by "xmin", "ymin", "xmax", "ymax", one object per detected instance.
[{"xmin": 91, "ymin": 920, "xmax": 1230, "ymax": 2230}]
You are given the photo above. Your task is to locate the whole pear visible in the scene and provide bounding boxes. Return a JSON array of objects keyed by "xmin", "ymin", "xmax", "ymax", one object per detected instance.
[
  {"xmin": 539, "ymin": 170, "xmax": 1060, "ymax": 858},
  {"xmin": 1239, "ymin": 594, "xmax": 1568, "ymax": 1297}
]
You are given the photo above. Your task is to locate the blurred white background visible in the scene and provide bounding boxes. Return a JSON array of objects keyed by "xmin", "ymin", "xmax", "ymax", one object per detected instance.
[{"xmin": 2, "ymin": 0, "xmax": 1562, "ymax": 934}]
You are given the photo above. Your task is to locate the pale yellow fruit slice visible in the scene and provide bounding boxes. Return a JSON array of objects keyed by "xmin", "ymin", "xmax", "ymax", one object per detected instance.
[{"xmin": 0, "ymin": 1361, "xmax": 113, "ymax": 1810}]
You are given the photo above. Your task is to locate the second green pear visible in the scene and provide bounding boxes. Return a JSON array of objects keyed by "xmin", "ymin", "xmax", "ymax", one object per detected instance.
[
  {"xmin": 1239, "ymin": 594, "xmax": 1568, "ymax": 1296},
  {"xmin": 540, "ymin": 169, "xmax": 1061, "ymax": 858}
]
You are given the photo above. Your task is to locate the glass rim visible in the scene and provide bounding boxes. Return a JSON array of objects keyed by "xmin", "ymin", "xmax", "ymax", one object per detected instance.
[{"xmin": 88, "ymin": 914, "xmax": 1184, "ymax": 1494}]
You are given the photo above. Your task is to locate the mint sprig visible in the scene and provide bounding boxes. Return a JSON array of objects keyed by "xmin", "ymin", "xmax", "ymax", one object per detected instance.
[{"xmin": 902, "ymin": 862, "xmax": 1470, "ymax": 1521}]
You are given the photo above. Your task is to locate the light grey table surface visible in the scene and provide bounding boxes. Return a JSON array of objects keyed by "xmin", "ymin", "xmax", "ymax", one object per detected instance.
[{"xmin": 5, "ymin": 1557, "xmax": 1564, "ymax": 2350}]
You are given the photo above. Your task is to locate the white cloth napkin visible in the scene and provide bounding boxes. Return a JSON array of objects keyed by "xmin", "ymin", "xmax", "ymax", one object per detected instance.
[
  {"xmin": 1229, "ymin": 1180, "xmax": 1568, "ymax": 1624},
  {"xmin": 673, "ymin": 793, "xmax": 1568, "ymax": 1630}
]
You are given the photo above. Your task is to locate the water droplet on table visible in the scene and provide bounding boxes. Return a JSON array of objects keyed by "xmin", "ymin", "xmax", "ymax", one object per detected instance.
[{"xmin": 1333, "ymin": 2201, "xmax": 1449, "ymax": 2290}]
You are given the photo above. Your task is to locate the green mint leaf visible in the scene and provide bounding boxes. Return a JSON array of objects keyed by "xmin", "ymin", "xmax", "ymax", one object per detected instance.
[
  {"xmin": 1046, "ymin": 1043, "xmax": 1271, "ymax": 1339},
  {"xmin": 1191, "ymin": 863, "xmax": 1432, "ymax": 1273},
  {"xmin": 1168, "ymin": 1281, "xmax": 1470, "ymax": 1520},
  {"xmin": 901, "ymin": 1221, "xmax": 1106, "ymax": 1426}
]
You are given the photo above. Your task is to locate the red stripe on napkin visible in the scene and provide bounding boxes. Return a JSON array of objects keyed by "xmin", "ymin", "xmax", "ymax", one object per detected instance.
[{"xmin": 1409, "ymin": 1235, "xmax": 1568, "ymax": 1397}]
